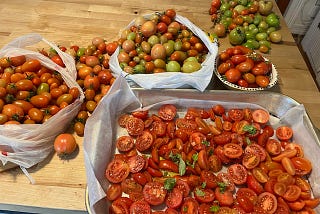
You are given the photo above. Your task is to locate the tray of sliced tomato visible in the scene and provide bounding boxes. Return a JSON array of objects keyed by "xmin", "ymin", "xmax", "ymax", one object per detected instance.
[{"xmin": 84, "ymin": 79, "xmax": 320, "ymax": 214}]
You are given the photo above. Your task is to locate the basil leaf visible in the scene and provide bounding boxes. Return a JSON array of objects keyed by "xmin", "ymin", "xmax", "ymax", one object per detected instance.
[
  {"xmin": 179, "ymin": 157, "xmax": 186, "ymax": 176},
  {"xmin": 164, "ymin": 178, "xmax": 176, "ymax": 191}
]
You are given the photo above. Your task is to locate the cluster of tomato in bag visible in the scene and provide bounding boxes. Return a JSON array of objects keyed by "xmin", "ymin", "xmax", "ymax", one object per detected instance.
[
  {"xmin": 0, "ymin": 55, "xmax": 79, "ymax": 125},
  {"xmin": 105, "ymin": 103, "xmax": 319, "ymax": 213}
]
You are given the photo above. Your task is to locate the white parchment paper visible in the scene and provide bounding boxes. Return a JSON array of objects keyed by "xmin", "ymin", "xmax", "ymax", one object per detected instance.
[
  {"xmin": 84, "ymin": 76, "xmax": 320, "ymax": 213},
  {"xmin": 109, "ymin": 14, "xmax": 218, "ymax": 92}
]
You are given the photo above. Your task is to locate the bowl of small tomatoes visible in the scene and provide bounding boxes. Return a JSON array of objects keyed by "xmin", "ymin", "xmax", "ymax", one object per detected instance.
[{"xmin": 214, "ymin": 45, "xmax": 278, "ymax": 91}]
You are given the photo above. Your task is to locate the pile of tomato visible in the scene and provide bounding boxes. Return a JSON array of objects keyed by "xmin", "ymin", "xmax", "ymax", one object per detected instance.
[
  {"xmin": 217, "ymin": 45, "xmax": 272, "ymax": 88},
  {"xmin": 0, "ymin": 55, "xmax": 80, "ymax": 125},
  {"xmin": 105, "ymin": 103, "xmax": 319, "ymax": 213},
  {"xmin": 117, "ymin": 9, "xmax": 209, "ymax": 74},
  {"xmin": 210, "ymin": 0, "xmax": 282, "ymax": 53}
]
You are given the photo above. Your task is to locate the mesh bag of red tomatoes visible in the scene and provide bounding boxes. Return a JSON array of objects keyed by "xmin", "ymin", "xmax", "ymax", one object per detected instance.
[
  {"xmin": 83, "ymin": 76, "xmax": 320, "ymax": 213},
  {"xmin": 0, "ymin": 33, "xmax": 84, "ymax": 173},
  {"xmin": 109, "ymin": 9, "xmax": 219, "ymax": 91}
]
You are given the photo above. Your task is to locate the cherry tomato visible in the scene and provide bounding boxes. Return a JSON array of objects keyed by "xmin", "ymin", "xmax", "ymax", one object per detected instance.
[
  {"xmin": 166, "ymin": 187, "xmax": 183, "ymax": 209},
  {"xmin": 252, "ymin": 109, "xmax": 269, "ymax": 124},
  {"xmin": 194, "ymin": 187, "xmax": 215, "ymax": 203},
  {"xmin": 135, "ymin": 130, "xmax": 154, "ymax": 152},
  {"xmin": 236, "ymin": 188, "xmax": 258, "ymax": 212},
  {"xmin": 283, "ymin": 185, "xmax": 301, "ymax": 202},
  {"xmin": 28, "ymin": 108, "xmax": 44, "ymax": 123},
  {"xmin": 255, "ymin": 75, "xmax": 270, "ymax": 88},
  {"xmin": 143, "ymin": 182, "xmax": 167, "ymax": 206},
  {"xmin": 291, "ymin": 157, "xmax": 312, "ymax": 176},
  {"xmin": 159, "ymin": 160, "xmax": 179, "ymax": 173},
  {"xmin": 51, "ymin": 55, "xmax": 65, "ymax": 67},
  {"xmin": 175, "ymin": 179, "xmax": 191, "ymax": 197},
  {"xmin": 223, "ymin": 143, "xmax": 243, "ymax": 159},
  {"xmin": 105, "ymin": 158, "xmax": 130, "ymax": 183},
  {"xmin": 255, "ymin": 192, "xmax": 277, "ymax": 213},
  {"xmin": 158, "ymin": 104, "xmax": 177, "ymax": 121},
  {"xmin": 245, "ymin": 143, "xmax": 267, "ymax": 162},
  {"xmin": 247, "ymin": 174, "xmax": 264, "ymax": 194},
  {"xmin": 266, "ymin": 139, "xmax": 281, "ymax": 156},
  {"xmin": 225, "ymin": 68, "xmax": 241, "ymax": 83},
  {"xmin": 181, "ymin": 197, "xmax": 199, "ymax": 214},
  {"xmin": 130, "ymin": 200, "xmax": 151, "ymax": 214},
  {"xmin": 227, "ymin": 163, "xmax": 248, "ymax": 185},
  {"xmin": 110, "ymin": 197, "xmax": 132, "ymax": 214},
  {"xmin": 214, "ymin": 188, "xmax": 234, "ymax": 206},
  {"xmin": 21, "ymin": 59, "xmax": 42, "ymax": 73},
  {"xmin": 276, "ymin": 126, "xmax": 293, "ymax": 141},
  {"xmin": 54, "ymin": 133, "xmax": 77, "ymax": 156},
  {"xmin": 125, "ymin": 116, "xmax": 145, "ymax": 136},
  {"xmin": 106, "ymin": 183, "xmax": 122, "ymax": 201},
  {"xmin": 116, "ymin": 135, "xmax": 134, "ymax": 152},
  {"xmin": 128, "ymin": 155, "xmax": 145, "ymax": 173},
  {"xmin": 200, "ymin": 170, "xmax": 218, "ymax": 189}
]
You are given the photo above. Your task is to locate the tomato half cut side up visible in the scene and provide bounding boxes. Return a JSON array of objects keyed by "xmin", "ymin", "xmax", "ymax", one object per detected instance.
[
  {"xmin": 158, "ymin": 104, "xmax": 177, "ymax": 121},
  {"xmin": 116, "ymin": 135, "xmax": 134, "ymax": 152},
  {"xmin": 276, "ymin": 126, "xmax": 293, "ymax": 141},
  {"xmin": 143, "ymin": 181, "xmax": 167, "ymax": 206},
  {"xmin": 252, "ymin": 109, "xmax": 270, "ymax": 124},
  {"xmin": 105, "ymin": 159, "xmax": 130, "ymax": 183}
]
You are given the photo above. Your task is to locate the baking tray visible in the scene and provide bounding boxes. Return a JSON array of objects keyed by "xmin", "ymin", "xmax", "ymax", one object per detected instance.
[{"xmin": 85, "ymin": 89, "xmax": 320, "ymax": 213}]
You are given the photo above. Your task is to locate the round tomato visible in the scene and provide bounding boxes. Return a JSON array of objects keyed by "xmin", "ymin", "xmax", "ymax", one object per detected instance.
[
  {"xmin": 110, "ymin": 197, "xmax": 132, "ymax": 214},
  {"xmin": 116, "ymin": 135, "xmax": 134, "ymax": 152},
  {"xmin": 130, "ymin": 200, "xmax": 151, "ymax": 214},
  {"xmin": 53, "ymin": 133, "xmax": 77, "ymax": 156},
  {"xmin": 194, "ymin": 187, "xmax": 215, "ymax": 203},
  {"xmin": 283, "ymin": 185, "xmax": 301, "ymax": 202},
  {"xmin": 276, "ymin": 126, "xmax": 293, "ymax": 141},
  {"xmin": 252, "ymin": 109, "xmax": 270, "ymax": 124},
  {"xmin": 291, "ymin": 157, "xmax": 312, "ymax": 175},
  {"xmin": 236, "ymin": 188, "xmax": 257, "ymax": 212},
  {"xmin": 158, "ymin": 104, "xmax": 177, "ymax": 121},
  {"xmin": 181, "ymin": 197, "xmax": 199, "ymax": 214},
  {"xmin": 223, "ymin": 143, "xmax": 243, "ymax": 159},
  {"xmin": 150, "ymin": 120, "xmax": 167, "ymax": 137},
  {"xmin": 166, "ymin": 187, "xmax": 183, "ymax": 209},
  {"xmin": 200, "ymin": 170, "xmax": 218, "ymax": 189},
  {"xmin": 266, "ymin": 139, "xmax": 281, "ymax": 156},
  {"xmin": 228, "ymin": 163, "xmax": 248, "ymax": 185},
  {"xmin": 125, "ymin": 116, "xmax": 145, "ymax": 136},
  {"xmin": 105, "ymin": 158, "xmax": 130, "ymax": 183},
  {"xmin": 121, "ymin": 178, "xmax": 142, "ymax": 195},
  {"xmin": 214, "ymin": 188, "xmax": 234, "ymax": 206},
  {"xmin": 135, "ymin": 130, "xmax": 154, "ymax": 152},
  {"xmin": 255, "ymin": 192, "xmax": 277, "ymax": 214},
  {"xmin": 247, "ymin": 174, "xmax": 264, "ymax": 194},
  {"xmin": 143, "ymin": 182, "xmax": 167, "ymax": 206},
  {"xmin": 128, "ymin": 155, "xmax": 145, "ymax": 173},
  {"xmin": 225, "ymin": 68, "xmax": 241, "ymax": 83},
  {"xmin": 175, "ymin": 179, "xmax": 191, "ymax": 197},
  {"xmin": 245, "ymin": 143, "xmax": 267, "ymax": 162},
  {"xmin": 242, "ymin": 152, "xmax": 260, "ymax": 169}
]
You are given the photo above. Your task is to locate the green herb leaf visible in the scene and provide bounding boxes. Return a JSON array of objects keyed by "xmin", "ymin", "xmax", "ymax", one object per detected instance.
[
  {"xmin": 164, "ymin": 178, "xmax": 176, "ymax": 191},
  {"xmin": 195, "ymin": 188, "xmax": 205, "ymax": 197},
  {"xmin": 201, "ymin": 182, "xmax": 207, "ymax": 189},
  {"xmin": 245, "ymin": 136, "xmax": 251, "ymax": 145},
  {"xmin": 179, "ymin": 157, "xmax": 186, "ymax": 176},
  {"xmin": 169, "ymin": 151, "xmax": 181, "ymax": 163},
  {"xmin": 217, "ymin": 182, "xmax": 227, "ymax": 193},
  {"xmin": 202, "ymin": 140, "xmax": 210, "ymax": 146},
  {"xmin": 210, "ymin": 205, "xmax": 220, "ymax": 212},
  {"xmin": 243, "ymin": 124, "xmax": 257, "ymax": 135}
]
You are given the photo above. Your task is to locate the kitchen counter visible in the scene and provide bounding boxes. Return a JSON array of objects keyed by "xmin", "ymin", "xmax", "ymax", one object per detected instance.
[{"xmin": 0, "ymin": 0, "xmax": 319, "ymax": 213}]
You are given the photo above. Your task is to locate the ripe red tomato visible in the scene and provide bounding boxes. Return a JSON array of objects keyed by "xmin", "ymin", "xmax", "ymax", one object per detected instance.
[
  {"xmin": 255, "ymin": 75, "xmax": 270, "ymax": 88},
  {"xmin": 225, "ymin": 68, "xmax": 241, "ymax": 83},
  {"xmin": 105, "ymin": 158, "xmax": 130, "ymax": 183},
  {"xmin": 255, "ymin": 192, "xmax": 277, "ymax": 213},
  {"xmin": 106, "ymin": 183, "xmax": 122, "ymax": 201},
  {"xmin": 283, "ymin": 185, "xmax": 301, "ymax": 202},
  {"xmin": 266, "ymin": 139, "xmax": 281, "ymax": 156},
  {"xmin": 135, "ymin": 130, "xmax": 153, "ymax": 152},
  {"xmin": 116, "ymin": 135, "xmax": 134, "ymax": 152},
  {"xmin": 228, "ymin": 109, "xmax": 244, "ymax": 121},
  {"xmin": 252, "ymin": 109, "xmax": 270, "ymax": 124},
  {"xmin": 159, "ymin": 160, "xmax": 179, "ymax": 173},
  {"xmin": 128, "ymin": 155, "xmax": 146, "ymax": 173},
  {"xmin": 175, "ymin": 179, "xmax": 191, "ymax": 197},
  {"xmin": 21, "ymin": 59, "xmax": 42, "ymax": 73},
  {"xmin": 2, "ymin": 104, "xmax": 24, "ymax": 121},
  {"xmin": 231, "ymin": 54, "xmax": 247, "ymax": 65},
  {"xmin": 158, "ymin": 104, "xmax": 177, "ymax": 121},
  {"xmin": 125, "ymin": 116, "xmax": 144, "ymax": 136},
  {"xmin": 276, "ymin": 126, "xmax": 293, "ymax": 141},
  {"xmin": 291, "ymin": 157, "xmax": 312, "ymax": 176},
  {"xmin": 166, "ymin": 188, "xmax": 183, "ymax": 208},
  {"xmin": 110, "ymin": 197, "xmax": 132, "ymax": 214},
  {"xmin": 236, "ymin": 188, "xmax": 258, "ymax": 212},
  {"xmin": 143, "ymin": 182, "xmax": 167, "ymax": 206},
  {"xmin": 54, "ymin": 133, "xmax": 77, "ymax": 156},
  {"xmin": 223, "ymin": 143, "xmax": 243, "ymax": 159},
  {"xmin": 245, "ymin": 143, "xmax": 267, "ymax": 162},
  {"xmin": 227, "ymin": 163, "xmax": 248, "ymax": 185},
  {"xmin": 106, "ymin": 42, "xmax": 118, "ymax": 55},
  {"xmin": 130, "ymin": 200, "xmax": 151, "ymax": 214},
  {"xmin": 181, "ymin": 197, "xmax": 199, "ymax": 214},
  {"xmin": 51, "ymin": 55, "xmax": 65, "ymax": 67},
  {"xmin": 165, "ymin": 9, "xmax": 176, "ymax": 19},
  {"xmin": 194, "ymin": 187, "xmax": 215, "ymax": 203},
  {"xmin": 214, "ymin": 188, "xmax": 234, "ymax": 206}
]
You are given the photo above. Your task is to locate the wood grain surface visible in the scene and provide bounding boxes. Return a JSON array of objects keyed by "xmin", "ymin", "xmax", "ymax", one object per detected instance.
[{"xmin": 0, "ymin": 0, "xmax": 319, "ymax": 213}]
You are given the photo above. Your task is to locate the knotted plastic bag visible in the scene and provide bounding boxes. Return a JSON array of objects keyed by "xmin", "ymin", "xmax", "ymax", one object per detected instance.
[{"xmin": 0, "ymin": 33, "xmax": 84, "ymax": 175}]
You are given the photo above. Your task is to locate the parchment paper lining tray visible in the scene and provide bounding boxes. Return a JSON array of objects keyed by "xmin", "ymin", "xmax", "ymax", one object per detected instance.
[{"xmin": 84, "ymin": 76, "xmax": 320, "ymax": 214}]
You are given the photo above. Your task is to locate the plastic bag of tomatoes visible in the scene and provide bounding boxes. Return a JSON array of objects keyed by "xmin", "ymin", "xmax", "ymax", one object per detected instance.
[
  {"xmin": 0, "ymin": 33, "xmax": 84, "ymax": 175},
  {"xmin": 83, "ymin": 76, "xmax": 320, "ymax": 213},
  {"xmin": 109, "ymin": 10, "xmax": 218, "ymax": 91}
]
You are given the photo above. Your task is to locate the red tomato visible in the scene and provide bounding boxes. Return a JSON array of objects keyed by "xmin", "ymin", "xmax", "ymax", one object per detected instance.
[
  {"xmin": 110, "ymin": 197, "xmax": 132, "ymax": 214},
  {"xmin": 208, "ymin": 154, "xmax": 222, "ymax": 172},
  {"xmin": 53, "ymin": 133, "xmax": 77, "ymax": 156},
  {"xmin": 105, "ymin": 158, "xmax": 130, "ymax": 183},
  {"xmin": 283, "ymin": 185, "xmax": 301, "ymax": 202},
  {"xmin": 143, "ymin": 182, "xmax": 167, "ymax": 206},
  {"xmin": 135, "ymin": 130, "xmax": 154, "ymax": 152},
  {"xmin": 116, "ymin": 136, "xmax": 134, "ymax": 152},
  {"xmin": 175, "ymin": 118, "xmax": 197, "ymax": 130},
  {"xmin": 257, "ymin": 131, "xmax": 270, "ymax": 147},
  {"xmin": 150, "ymin": 120, "xmax": 167, "ymax": 137},
  {"xmin": 131, "ymin": 110, "xmax": 149, "ymax": 120},
  {"xmin": 276, "ymin": 126, "xmax": 293, "ymax": 141},
  {"xmin": 165, "ymin": 9, "xmax": 176, "ymax": 19},
  {"xmin": 121, "ymin": 178, "xmax": 142, "ymax": 195},
  {"xmin": 223, "ymin": 143, "xmax": 243, "ymax": 159},
  {"xmin": 214, "ymin": 188, "xmax": 234, "ymax": 206},
  {"xmin": 30, "ymin": 94, "xmax": 50, "ymax": 108},
  {"xmin": 158, "ymin": 104, "xmax": 177, "ymax": 121},
  {"xmin": 2, "ymin": 104, "xmax": 24, "ymax": 121},
  {"xmin": 285, "ymin": 143, "xmax": 304, "ymax": 157},
  {"xmin": 130, "ymin": 200, "xmax": 151, "ymax": 214},
  {"xmin": 291, "ymin": 157, "xmax": 312, "ymax": 176},
  {"xmin": 252, "ymin": 109, "xmax": 270, "ymax": 124},
  {"xmin": 228, "ymin": 109, "xmax": 244, "ymax": 121},
  {"xmin": 106, "ymin": 183, "xmax": 122, "ymax": 201},
  {"xmin": 125, "ymin": 116, "xmax": 145, "ymax": 136},
  {"xmin": 132, "ymin": 172, "xmax": 148, "ymax": 186},
  {"xmin": 252, "ymin": 167, "xmax": 269, "ymax": 183},
  {"xmin": 213, "ymin": 131, "xmax": 232, "ymax": 145},
  {"xmin": 225, "ymin": 68, "xmax": 241, "ymax": 83},
  {"xmin": 230, "ymin": 54, "xmax": 247, "ymax": 65},
  {"xmin": 255, "ymin": 192, "xmax": 277, "ymax": 213},
  {"xmin": 128, "ymin": 155, "xmax": 145, "ymax": 173},
  {"xmin": 200, "ymin": 170, "xmax": 218, "ymax": 189},
  {"xmin": 227, "ymin": 164, "xmax": 248, "ymax": 185},
  {"xmin": 247, "ymin": 174, "xmax": 264, "ymax": 194},
  {"xmin": 159, "ymin": 160, "xmax": 179, "ymax": 173},
  {"xmin": 216, "ymin": 172, "xmax": 235, "ymax": 192},
  {"xmin": 181, "ymin": 197, "xmax": 199, "ymax": 214},
  {"xmin": 21, "ymin": 59, "xmax": 42, "ymax": 73},
  {"xmin": 255, "ymin": 75, "xmax": 270, "ymax": 88},
  {"xmin": 51, "ymin": 55, "xmax": 65, "ymax": 67},
  {"xmin": 245, "ymin": 143, "xmax": 267, "ymax": 162},
  {"xmin": 236, "ymin": 58, "xmax": 254, "ymax": 73},
  {"xmin": 266, "ymin": 139, "xmax": 281, "ymax": 156},
  {"xmin": 242, "ymin": 152, "xmax": 260, "ymax": 169},
  {"xmin": 166, "ymin": 188, "xmax": 183, "ymax": 209},
  {"xmin": 106, "ymin": 42, "xmax": 118, "ymax": 55},
  {"xmin": 194, "ymin": 187, "xmax": 215, "ymax": 203},
  {"xmin": 175, "ymin": 179, "xmax": 191, "ymax": 197},
  {"xmin": 236, "ymin": 188, "xmax": 258, "ymax": 212},
  {"xmin": 146, "ymin": 167, "xmax": 163, "ymax": 177}
]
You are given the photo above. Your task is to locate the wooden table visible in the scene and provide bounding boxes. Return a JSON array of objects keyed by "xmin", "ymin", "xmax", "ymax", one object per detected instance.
[{"xmin": 0, "ymin": 0, "xmax": 319, "ymax": 213}]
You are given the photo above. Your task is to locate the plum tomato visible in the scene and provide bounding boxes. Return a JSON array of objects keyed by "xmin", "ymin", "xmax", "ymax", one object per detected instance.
[
  {"xmin": 255, "ymin": 75, "xmax": 270, "ymax": 88},
  {"xmin": 21, "ymin": 59, "xmax": 42, "ymax": 73},
  {"xmin": 225, "ymin": 68, "xmax": 241, "ymax": 83},
  {"xmin": 53, "ymin": 133, "xmax": 77, "ymax": 156}
]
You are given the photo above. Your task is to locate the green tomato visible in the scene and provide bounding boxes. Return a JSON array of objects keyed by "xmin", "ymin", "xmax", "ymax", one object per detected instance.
[
  {"xmin": 245, "ymin": 31, "xmax": 256, "ymax": 40},
  {"xmin": 184, "ymin": 57, "xmax": 198, "ymax": 62},
  {"xmin": 246, "ymin": 39, "xmax": 260, "ymax": 49},
  {"xmin": 133, "ymin": 64, "xmax": 146, "ymax": 74},
  {"xmin": 220, "ymin": 3, "xmax": 231, "ymax": 12},
  {"xmin": 266, "ymin": 13, "xmax": 280, "ymax": 28},
  {"xmin": 163, "ymin": 42, "xmax": 174, "ymax": 56},
  {"xmin": 238, "ymin": 0, "xmax": 248, "ymax": 6},
  {"xmin": 37, "ymin": 83, "xmax": 49, "ymax": 95},
  {"xmin": 256, "ymin": 32, "xmax": 268, "ymax": 41},
  {"xmin": 266, "ymin": 27, "xmax": 276, "ymax": 35},
  {"xmin": 148, "ymin": 35, "xmax": 160, "ymax": 47},
  {"xmin": 224, "ymin": 10, "xmax": 232, "ymax": 18},
  {"xmin": 127, "ymin": 32, "xmax": 136, "ymax": 41},
  {"xmin": 248, "ymin": 24, "xmax": 257, "ymax": 31},
  {"xmin": 253, "ymin": 14, "xmax": 263, "ymax": 25},
  {"xmin": 174, "ymin": 41, "xmax": 182, "ymax": 51},
  {"xmin": 258, "ymin": 21, "xmax": 269, "ymax": 32},
  {"xmin": 119, "ymin": 62, "xmax": 127, "ymax": 69},
  {"xmin": 229, "ymin": 27, "xmax": 245, "ymax": 45},
  {"xmin": 76, "ymin": 48, "xmax": 86, "ymax": 57},
  {"xmin": 243, "ymin": 15, "xmax": 253, "ymax": 24},
  {"xmin": 181, "ymin": 61, "xmax": 202, "ymax": 73},
  {"xmin": 243, "ymin": 42, "xmax": 255, "ymax": 50},
  {"xmin": 234, "ymin": 5, "xmax": 246, "ymax": 13},
  {"xmin": 166, "ymin": 61, "xmax": 181, "ymax": 72}
]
